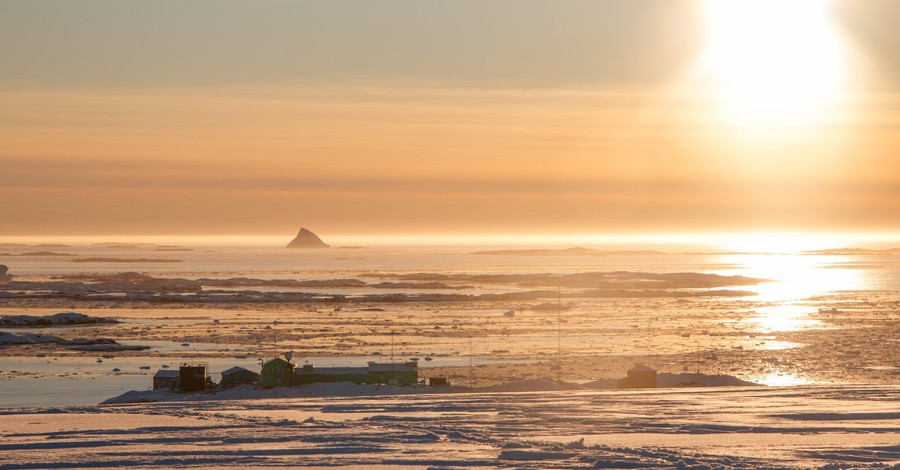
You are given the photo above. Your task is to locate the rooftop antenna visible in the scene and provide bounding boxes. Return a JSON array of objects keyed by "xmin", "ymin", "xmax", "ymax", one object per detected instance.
[{"xmin": 269, "ymin": 323, "xmax": 278, "ymax": 397}]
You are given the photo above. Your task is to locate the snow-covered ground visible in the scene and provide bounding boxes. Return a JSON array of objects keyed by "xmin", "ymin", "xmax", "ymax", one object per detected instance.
[{"xmin": 1, "ymin": 384, "xmax": 898, "ymax": 468}]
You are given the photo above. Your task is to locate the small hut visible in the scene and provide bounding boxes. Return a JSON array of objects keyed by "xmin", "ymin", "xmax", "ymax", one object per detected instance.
[
  {"xmin": 153, "ymin": 369, "xmax": 179, "ymax": 390},
  {"xmin": 261, "ymin": 356, "xmax": 295, "ymax": 387},
  {"xmin": 220, "ymin": 366, "xmax": 259, "ymax": 388},
  {"xmin": 618, "ymin": 364, "xmax": 657, "ymax": 389}
]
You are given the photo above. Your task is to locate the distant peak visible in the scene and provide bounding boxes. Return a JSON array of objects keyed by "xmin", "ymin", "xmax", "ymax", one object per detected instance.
[{"xmin": 286, "ymin": 228, "xmax": 330, "ymax": 248}]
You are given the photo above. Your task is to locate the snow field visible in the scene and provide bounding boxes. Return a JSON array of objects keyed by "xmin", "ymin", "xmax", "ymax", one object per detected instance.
[{"xmin": 1, "ymin": 384, "xmax": 898, "ymax": 468}]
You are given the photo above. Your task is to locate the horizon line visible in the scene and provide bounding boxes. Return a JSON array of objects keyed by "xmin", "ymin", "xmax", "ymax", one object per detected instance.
[{"xmin": 2, "ymin": 231, "xmax": 900, "ymax": 251}]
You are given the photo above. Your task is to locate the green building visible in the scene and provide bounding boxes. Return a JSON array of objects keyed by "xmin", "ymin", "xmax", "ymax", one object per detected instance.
[
  {"xmin": 367, "ymin": 361, "xmax": 418, "ymax": 385},
  {"xmin": 260, "ymin": 357, "xmax": 295, "ymax": 387},
  {"xmin": 294, "ymin": 361, "xmax": 418, "ymax": 386}
]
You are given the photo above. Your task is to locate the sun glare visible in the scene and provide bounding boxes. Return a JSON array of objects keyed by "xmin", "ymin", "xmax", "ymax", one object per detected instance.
[
  {"xmin": 700, "ymin": 0, "xmax": 845, "ymax": 130},
  {"xmin": 718, "ymin": 251, "xmax": 862, "ymax": 302}
]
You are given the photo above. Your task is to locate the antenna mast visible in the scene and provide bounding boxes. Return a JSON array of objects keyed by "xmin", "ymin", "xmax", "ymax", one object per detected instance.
[
  {"xmin": 469, "ymin": 337, "xmax": 473, "ymax": 389},
  {"xmin": 390, "ymin": 330, "xmax": 395, "ymax": 385},
  {"xmin": 557, "ymin": 286, "xmax": 562, "ymax": 381}
]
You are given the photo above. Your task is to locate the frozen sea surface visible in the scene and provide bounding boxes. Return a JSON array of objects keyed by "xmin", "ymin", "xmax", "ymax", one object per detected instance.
[
  {"xmin": 2, "ymin": 243, "xmax": 900, "ymax": 404},
  {"xmin": 2, "ymin": 242, "xmax": 900, "ymax": 468}
]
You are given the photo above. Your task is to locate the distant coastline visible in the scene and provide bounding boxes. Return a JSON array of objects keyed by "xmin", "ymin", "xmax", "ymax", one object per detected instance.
[
  {"xmin": 71, "ymin": 257, "xmax": 183, "ymax": 263},
  {"xmin": 472, "ymin": 247, "xmax": 666, "ymax": 256}
]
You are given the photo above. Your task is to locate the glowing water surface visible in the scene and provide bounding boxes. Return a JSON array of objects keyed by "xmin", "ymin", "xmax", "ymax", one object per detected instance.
[
  {"xmin": 2, "ymin": 240, "xmax": 899, "ymax": 407},
  {"xmin": 715, "ymin": 253, "xmax": 864, "ymax": 302}
]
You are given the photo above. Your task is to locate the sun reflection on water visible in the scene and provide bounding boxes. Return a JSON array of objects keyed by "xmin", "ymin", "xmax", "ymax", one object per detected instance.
[
  {"xmin": 755, "ymin": 371, "xmax": 817, "ymax": 387},
  {"xmin": 717, "ymin": 253, "xmax": 862, "ymax": 302},
  {"xmin": 749, "ymin": 305, "xmax": 822, "ymax": 333},
  {"xmin": 755, "ymin": 340, "xmax": 801, "ymax": 351}
]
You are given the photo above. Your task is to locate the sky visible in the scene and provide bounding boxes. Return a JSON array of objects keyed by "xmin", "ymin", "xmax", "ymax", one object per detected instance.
[{"xmin": 2, "ymin": 0, "xmax": 900, "ymax": 239}]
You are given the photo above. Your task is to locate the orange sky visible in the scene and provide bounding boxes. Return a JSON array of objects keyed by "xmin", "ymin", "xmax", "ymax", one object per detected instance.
[{"xmin": 2, "ymin": 1, "xmax": 899, "ymax": 237}]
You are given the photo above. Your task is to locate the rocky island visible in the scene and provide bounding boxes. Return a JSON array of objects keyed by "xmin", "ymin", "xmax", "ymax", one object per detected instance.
[{"xmin": 286, "ymin": 228, "xmax": 330, "ymax": 248}]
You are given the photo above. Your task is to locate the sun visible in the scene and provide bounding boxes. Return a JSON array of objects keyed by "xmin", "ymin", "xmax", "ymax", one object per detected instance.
[{"xmin": 698, "ymin": 0, "xmax": 845, "ymax": 130}]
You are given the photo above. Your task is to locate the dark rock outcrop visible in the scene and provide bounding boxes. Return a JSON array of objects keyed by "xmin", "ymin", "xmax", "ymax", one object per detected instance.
[
  {"xmin": 0, "ymin": 312, "xmax": 119, "ymax": 327},
  {"xmin": 286, "ymin": 228, "xmax": 330, "ymax": 248},
  {"xmin": 0, "ymin": 264, "xmax": 10, "ymax": 283}
]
